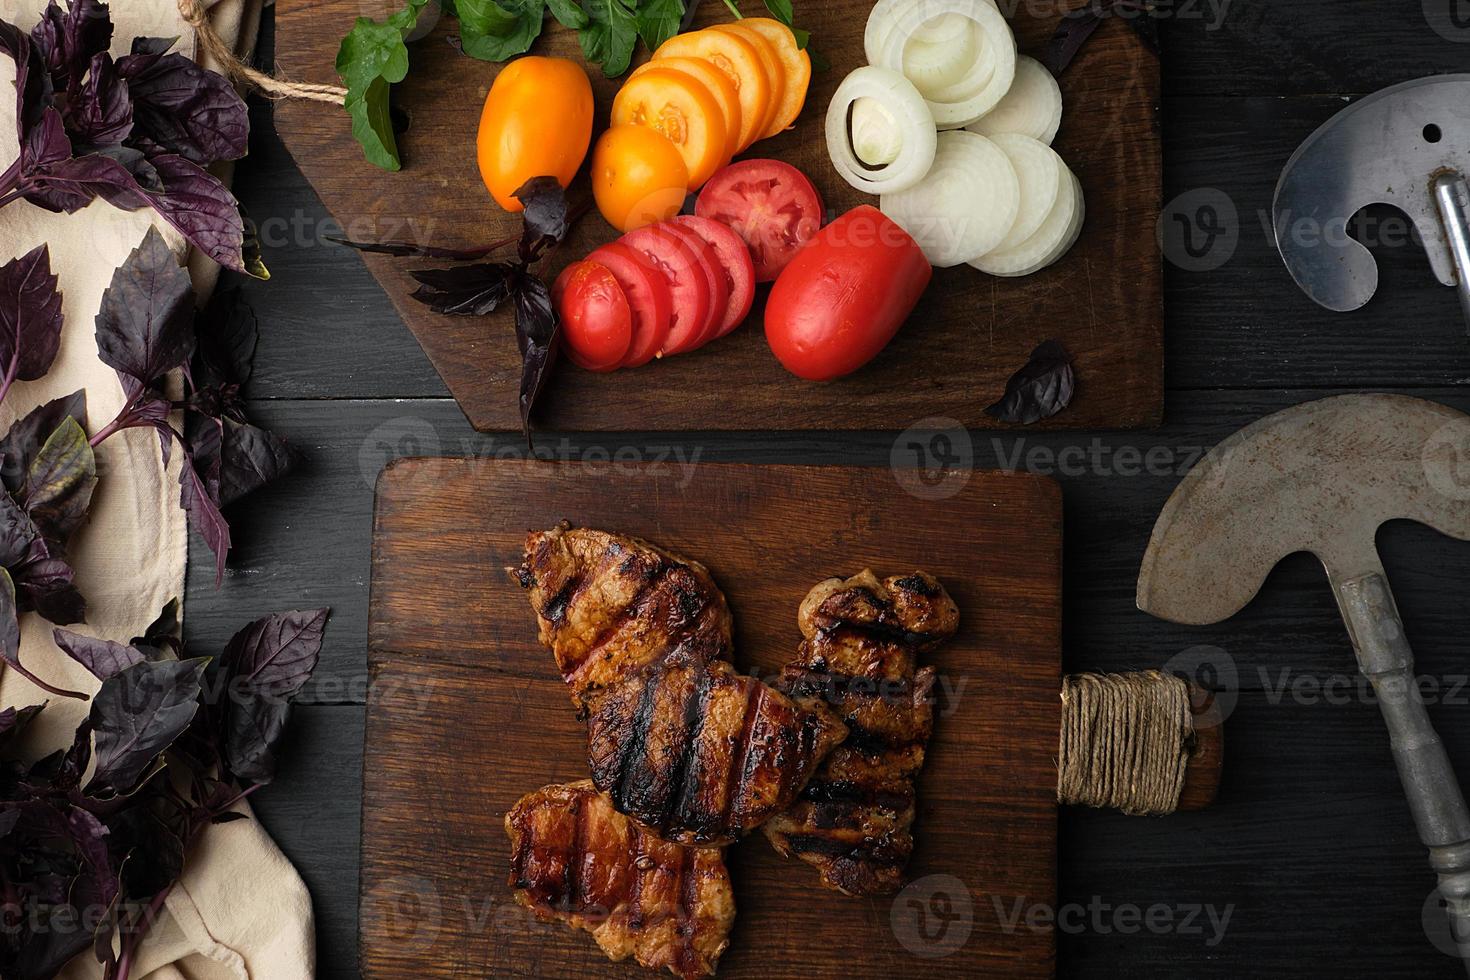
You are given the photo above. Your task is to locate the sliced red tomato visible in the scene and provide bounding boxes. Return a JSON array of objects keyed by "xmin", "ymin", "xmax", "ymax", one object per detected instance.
[
  {"xmin": 552, "ymin": 260, "xmax": 633, "ymax": 372},
  {"xmin": 765, "ymin": 205, "xmax": 931, "ymax": 381},
  {"xmin": 585, "ymin": 241, "xmax": 673, "ymax": 367},
  {"xmin": 617, "ymin": 224, "xmax": 712, "ymax": 355},
  {"xmin": 672, "ymin": 214, "xmax": 756, "ymax": 338},
  {"xmin": 661, "ymin": 222, "xmax": 728, "ymax": 348},
  {"xmin": 695, "ymin": 159, "xmax": 824, "ymax": 282}
]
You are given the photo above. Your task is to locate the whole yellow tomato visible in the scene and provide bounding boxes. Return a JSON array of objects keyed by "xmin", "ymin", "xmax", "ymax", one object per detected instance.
[
  {"xmin": 477, "ymin": 57, "xmax": 593, "ymax": 212},
  {"xmin": 591, "ymin": 124, "xmax": 690, "ymax": 232}
]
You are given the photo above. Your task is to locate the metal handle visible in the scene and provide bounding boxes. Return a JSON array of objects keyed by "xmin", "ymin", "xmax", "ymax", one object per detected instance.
[
  {"xmin": 1339, "ymin": 571, "xmax": 1470, "ymax": 971},
  {"xmin": 1433, "ymin": 173, "xmax": 1470, "ymax": 336}
]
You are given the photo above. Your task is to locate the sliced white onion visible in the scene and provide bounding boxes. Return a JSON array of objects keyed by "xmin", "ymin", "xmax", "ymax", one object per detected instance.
[
  {"xmin": 871, "ymin": 0, "xmax": 1017, "ymax": 129},
  {"xmin": 915, "ymin": 22, "xmax": 993, "ymax": 106},
  {"xmin": 967, "ymin": 56, "xmax": 1064, "ymax": 145},
  {"xmin": 902, "ymin": 17, "xmax": 981, "ymax": 96},
  {"xmin": 988, "ymin": 133, "xmax": 1062, "ymax": 253},
  {"xmin": 970, "ymin": 169, "xmax": 1084, "ymax": 276},
  {"xmin": 826, "ymin": 67, "xmax": 938, "ymax": 195},
  {"xmin": 880, "ymin": 130, "xmax": 1019, "ymax": 267}
]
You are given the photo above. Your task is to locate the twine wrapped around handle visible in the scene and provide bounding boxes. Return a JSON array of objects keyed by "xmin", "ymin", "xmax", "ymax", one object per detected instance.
[
  {"xmin": 1057, "ymin": 670, "xmax": 1196, "ymax": 816},
  {"xmin": 177, "ymin": 0, "xmax": 348, "ymax": 103}
]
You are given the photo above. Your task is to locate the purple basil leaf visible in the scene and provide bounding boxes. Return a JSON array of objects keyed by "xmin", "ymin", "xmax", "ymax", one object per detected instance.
[
  {"xmin": 409, "ymin": 262, "xmax": 515, "ymax": 316},
  {"xmin": 513, "ymin": 272, "xmax": 559, "ymax": 445},
  {"xmin": 217, "ymin": 420, "xmax": 295, "ymax": 508},
  {"xmin": 33, "ymin": 0, "xmax": 112, "ymax": 90},
  {"xmin": 86, "ymin": 656, "xmax": 207, "ymax": 795},
  {"xmin": 0, "ymin": 243, "xmax": 65, "ymax": 384},
  {"xmin": 131, "ymin": 597, "xmax": 180, "ymax": 655},
  {"xmin": 0, "ymin": 565, "xmax": 85, "ymax": 699},
  {"xmin": 221, "ymin": 693, "xmax": 290, "ymax": 785},
  {"xmin": 177, "ymin": 439, "xmax": 231, "ymax": 586},
  {"xmin": 194, "ymin": 286, "xmax": 257, "ymax": 388},
  {"xmin": 1044, "ymin": 4, "xmax": 1105, "ymax": 74},
  {"xmin": 13, "ymin": 545, "xmax": 86, "ymax": 624},
  {"xmin": 222, "ymin": 608, "xmax": 328, "ymax": 695},
  {"xmin": 19, "ymin": 138, "xmax": 137, "ymax": 214},
  {"xmin": 129, "ymin": 35, "xmax": 178, "ymax": 60},
  {"xmin": 0, "ymin": 21, "xmax": 48, "ymax": 149},
  {"xmin": 0, "ymin": 389, "xmax": 87, "ymax": 493},
  {"xmin": 67, "ymin": 51, "xmax": 132, "ymax": 146},
  {"xmin": 22, "ymin": 416, "xmax": 96, "ymax": 544},
  {"xmin": 66, "ymin": 806, "xmax": 116, "ymax": 904},
  {"xmin": 117, "ymin": 50, "xmax": 248, "ymax": 164},
  {"xmin": 53, "ymin": 628, "xmax": 145, "ymax": 681},
  {"xmin": 0, "ymin": 490, "xmax": 42, "ymax": 566},
  {"xmin": 515, "ymin": 176, "xmax": 570, "ymax": 263},
  {"xmin": 0, "ymin": 702, "xmax": 44, "ymax": 749},
  {"xmin": 105, "ymin": 153, "xmax": 245, "ymax": 273},
  {"xmin": 106, "ymin": 803, "xmax": 184, "ymax": 899},
  {"xmin": 984, "ymin": 339, "xmax": 1076, "ymax": 424},
  {"xmin": 216, "ymin": 608, "xmax": 327, "ymax": 785},
  {"xmin": 95, "ymin": 226, "xmax": 195, "ymax": 389}
]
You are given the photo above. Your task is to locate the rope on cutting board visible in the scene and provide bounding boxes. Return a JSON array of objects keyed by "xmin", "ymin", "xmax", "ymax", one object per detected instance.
[
  {"xmin": 1057, "ymin": 670, "xmax": 1192, "ymax": 817},
  {"xmin": 178, "ymin": 0, "xmax": 348, "ymax": 104}
]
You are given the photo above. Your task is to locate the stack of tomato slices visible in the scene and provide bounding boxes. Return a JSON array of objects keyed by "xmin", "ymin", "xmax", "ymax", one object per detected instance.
[{"xmin": 554, "ymin": 215, "xmax": 756, "ymax": 371}]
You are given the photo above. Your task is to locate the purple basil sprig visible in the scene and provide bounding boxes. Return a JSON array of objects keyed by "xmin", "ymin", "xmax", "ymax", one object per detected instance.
[
  {"xmin": 0, "ymin": 1, "xmax": 251, "ymax": 272},
  {"xmin": 0, "ymin": 604, "xmax": 331, "ymax": 980},
  {"xmin": 90, "ymin": 228, "xmax": 297, "ymax": 586}
]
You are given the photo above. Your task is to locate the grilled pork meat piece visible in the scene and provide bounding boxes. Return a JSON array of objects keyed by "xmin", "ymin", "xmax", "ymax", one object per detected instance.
[
  {"xmin": 585, "ymin": 648, "xmax": 849, "ymax": 847},
  {"xmin": 513, "ymin": 525, "xmax": 848, "ymax": 846},
  {"xmin": 506, "ymin": 780, "xmax": 735, "ymax": 979},
  {"xmin": 511, "ymin": 525, "xmax": 733, "ymax": 703},
  {"xmin": 763, "ymin": 570, "xmax": 959, "ymax": 896}
]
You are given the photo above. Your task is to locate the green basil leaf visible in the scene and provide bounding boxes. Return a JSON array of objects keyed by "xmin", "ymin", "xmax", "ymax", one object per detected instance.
[
  {"xmin": 635, "ymin": 0, "xmax": 684, "ymax": 51},
  {"xmin": 456, "ymin": 0, "xmax": 545, "ymax": 60},
  {"xmin": 335, "ymin": 0, "xmax": 431, "ymax": 170},
  {"xmin": 546, "ymin": 0, "xmax": 590, "ymax": 29},
  {"xmin": 22, "ymin": 416, "xmax": 96, "ymax": 546},
  {"xmin": 761, "ymin": 0, "xmax": 792, "ymax": 25},
  {"xmin": 579, "ymin": 0, "xmax": 638, "ymax": 76}
]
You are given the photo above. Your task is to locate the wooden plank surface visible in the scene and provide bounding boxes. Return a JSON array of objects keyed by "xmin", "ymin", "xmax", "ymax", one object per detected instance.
[
  {"xmin": 359, "ymin": 459, "xmax": 1062, "ymax": 976},
  {"xmin": 270, "ymin": 0, "xmax": 1163, "ymax": 431}
]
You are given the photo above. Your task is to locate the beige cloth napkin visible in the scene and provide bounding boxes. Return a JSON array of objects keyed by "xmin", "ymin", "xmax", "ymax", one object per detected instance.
[{"xmin": 0, "ymin": 2, "xmax": 315, "ymax": 977}]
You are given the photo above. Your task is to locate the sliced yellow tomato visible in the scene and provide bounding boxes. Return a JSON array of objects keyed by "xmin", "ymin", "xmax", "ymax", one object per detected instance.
[
  {"xmin": 742, "ymin": 18, "xmax": 811, "ymax": 136},
  {"xmin": 710, "ymin": 22, "xmax": 785, "ymax": 141},
  {"xmin": 612, "ymin": 66, "xmax": 729, "ymax": 189},
  {"xmin": 632, "ymin": 57, "xmax": 743, "ymax": 163},
  {"xmin": 591, "ymin": 124, "xmax": 689, "ymax": 232},
  {"xmin": 654, "ymin": 29, "xmax": 770, "ymax": 153}
]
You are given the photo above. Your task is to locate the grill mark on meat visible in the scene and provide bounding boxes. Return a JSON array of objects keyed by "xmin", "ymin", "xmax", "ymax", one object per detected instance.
[
  {"xmin": 612, "ymin": 676, "xmax": 661, "ymax": 815},
  {"xmin": 562, "ymin": 563, "xmax": 674, "ymax": 685},
  {"xmin": 801, "ymin": 778, "xmax": 914, "ymax": 812},
  {"xmin": 662, "ymin": 664, "xmax": 711, "ymax": 834},
  {"xmin": 540, "ymin": 573, "xmax": 582, "ymax": 627}
]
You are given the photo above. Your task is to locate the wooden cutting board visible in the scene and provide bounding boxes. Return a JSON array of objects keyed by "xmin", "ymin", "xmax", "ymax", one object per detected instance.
[
  {"xmin": 362, "ymin": 459, "xmax": 1062, "ymax": 977},
  {"xmin": 274, "ymin": 1, "xmax": 1162, "ymax": 432}
]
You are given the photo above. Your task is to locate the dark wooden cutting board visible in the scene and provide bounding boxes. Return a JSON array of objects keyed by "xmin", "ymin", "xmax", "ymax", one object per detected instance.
[
  {"xmin": 362, "ymin": 459, "xmax": 1062, "ymax": 977},
  {"xmin": 274, "ymin": 1, "xmax": 1161, "ymax": 432}
]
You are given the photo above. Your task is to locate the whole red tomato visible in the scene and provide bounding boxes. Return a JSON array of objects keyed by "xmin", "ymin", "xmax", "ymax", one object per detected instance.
[{"xmin": 764, "ymin": 206, "xmax": 932, "ymax": 381}]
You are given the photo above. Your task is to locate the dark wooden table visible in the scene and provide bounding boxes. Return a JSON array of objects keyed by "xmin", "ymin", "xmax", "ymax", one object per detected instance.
[{"xmin": 183, "ymin": 3, "xmax": 1470, "ymax": 976}]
